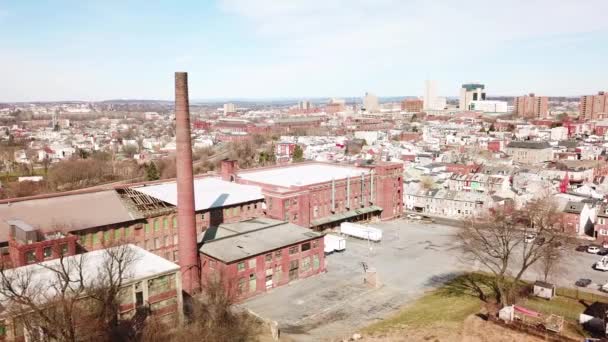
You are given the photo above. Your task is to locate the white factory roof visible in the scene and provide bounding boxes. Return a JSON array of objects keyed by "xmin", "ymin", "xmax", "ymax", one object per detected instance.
[
  {"xmin": 238, "ymin": 163, "xmax": 370, "ymax": 187},
  {"xmin": 0, "ymin": 245, "xmax": 179, "ymax": 306},
  {"xmin": 132, "ymin": 177, "xmax": 264, "ymax": 211}
]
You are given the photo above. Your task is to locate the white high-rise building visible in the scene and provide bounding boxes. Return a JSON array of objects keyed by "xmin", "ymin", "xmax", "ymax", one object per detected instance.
[
  {"xmin": 422, "ymin": 80, "xmax": 446, "ymax": 110},
  {"xmin": 363, "ymin": 92, "xmax": 379, "ymax": 112},
  {"xmin": 459, "ymin": 84, "xmax": 486, "ymax": 110},
  {"xmin": 223, "ymin": 103, "xmax": 236, "ymax": 115},
  {"xmin": 423, "ymin": 80, "xmax": 437, "ymax": 110}
]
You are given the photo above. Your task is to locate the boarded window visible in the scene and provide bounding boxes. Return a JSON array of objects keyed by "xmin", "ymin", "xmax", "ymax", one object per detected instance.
[
  {"xmin": 145, "ymin": 222, "xmax": 151, "ymax": 234},
  {"xmin": 237, "ymin": 261, "xmax": 246, "ymax": 271},
  {"xmin": 265, "ymin": 253, "xmax": 272, "ymax": 263},
  {"xmin": 288, "ymin": 246, "xmax": 298, "ymax": 255},
  {"xmin": 301, "ymin": 257, "xmax": 311, "ymax": 272},
  {"xmin": 249, "ymin": 274, "xmax": 257, "ymax": 293},
  {"xmin": 115, "ymin": 229, "xmax": 122, "ymax": 240},
  {"xmin": 173, "ymin": 217, "xmax": 178, "ymax": 229},
  {"xmin": 238, "ymin": 278, "xmax": 245, "ymax": 294},
  {"xmin": 249, "ymin": 258, "xmax": 257, "ymax": 269},
  {"xmin": 154, "ymin": 238, "xmax": 161, "ymax": 249},
  {"xmin": 163, "ymin": 217, "xmax": 169, "ymax": 230},
  {"xmin": 313, "ymin": 254, "xmax": 320, "ymax": 270},
  {"xmin": 43, "ymin": 247, "xmax": 52, "ymax": 259},
  {"xmin": 275, "ymin": 249, "xmax": 282, "ymax": 258},
  {"xmin": 154, "ymin": 220, "xmax": 160, "ymax": 232},
  {"xmin": 312, "ymin": 240, "xmax": 319, "ymax": 248}
]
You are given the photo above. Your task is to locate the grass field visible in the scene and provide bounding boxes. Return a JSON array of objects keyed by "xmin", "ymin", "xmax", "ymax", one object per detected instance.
[{"xmin": 363, "ymin": 273, "xmax": 489, "ymax": 334}]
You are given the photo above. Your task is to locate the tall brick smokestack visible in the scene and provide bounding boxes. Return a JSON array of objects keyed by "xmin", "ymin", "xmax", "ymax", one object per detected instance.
[{"xmin": 175, "ymin": 72, "xmax": 200, "ymax": 295}]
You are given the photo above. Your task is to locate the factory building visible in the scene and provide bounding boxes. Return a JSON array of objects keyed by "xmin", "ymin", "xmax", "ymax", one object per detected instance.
[
  {"xmin": 229, "ymin": 160, "xmax": 404, "ymax": 230},
  {"xmin": 200, "ymin": 218, "xmax": 325, "ymax": 299}
]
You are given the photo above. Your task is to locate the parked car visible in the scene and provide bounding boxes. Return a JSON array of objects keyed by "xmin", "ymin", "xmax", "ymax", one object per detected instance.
[
  {"xmin": 406, "ymin": 214, "xmax": 422, "ymax": 220},
  {"xmin": 524, "ymin": 233, "xmax": 537, "ymax": 243},
  {"xmin": 575, "ymin": 278, "xmax": 592, "ymax": 287},
  {"xmin": 576, "ymin": 245, "xmax": 589, "ymax": 252},
  {"xmin": 603, "ymin": 241, "xmax": 608, "ymax": 249},
  {"xmin": 598, "ymin": 249, "xmax": 608, "ymax": 256},
  {"xmin": 588, "ymin": 246, "xmax": 601, "ymax": 254}
]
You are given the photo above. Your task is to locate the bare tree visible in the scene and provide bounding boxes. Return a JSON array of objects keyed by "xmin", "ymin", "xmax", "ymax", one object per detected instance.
[
  {"xmin": 168, "ymin": 272, "xmax": 261, "ymax": 342},
  {"xmin": 457, "ymin": 198, "xmax": 568, "ymax": 306},
  {"xmin": 0, "ymin": 244, "xmax": 138, "ymax": 342}
]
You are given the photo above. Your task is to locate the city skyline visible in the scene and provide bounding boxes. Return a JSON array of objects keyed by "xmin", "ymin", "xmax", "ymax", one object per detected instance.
[{"xmin": 1, "ymin": 0, "xmax": 607, "ymax": 102}]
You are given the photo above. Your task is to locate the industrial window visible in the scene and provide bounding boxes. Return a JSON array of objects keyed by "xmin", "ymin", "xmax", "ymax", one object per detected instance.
[
  {"xmin": 249, "ymin": 258, "xmax": 257, "ymax": 269},
  {"xmin": 313, "ymin": 255, "xmax": 320, "ymax": 270},
  {"xmin": 288, "ymin": 246, "xmax": 298, "ymax": 255},
  {"xmin": 265, "ymin": 253, "xmax": 272, "ymax": 263},
  {"xmin": 146, "ymin": 239, "xmax": 153, "ymax": 250},
  {"xmin": 25, "ymin": 250, "xmax": 36, "ymax": 264},
  {"xmin": 154, "ymin": 219, "xmax": 160, "ymax": 232},
  {"xmin": 312, "ymin": 240, "xmax": 319, "ymax": 249},
  {"xmin": 275, "ymin": 249, "xmax": 282, "ymax": 258},
  {"xmin": 93, "ymin": 233, "xmax": 99, "ymax": 245},
  {"xmin": 254, "ymin": 203, "xmax": 258, "ymax": 209},
  {"xmin": 289, "ymin": 259, "xmax": 299, "ymax": 270},
  {"xmin": 154, "ymin": 237, "xmax": 162, "ymax": 249},
  {"xmin": 237, "ymin": 261, "xmax": 246, "ymax": 271},
  {"xmin": 148, "ymin": 274, "xmax": 175, "ymax": 296},
  {"xmin": 145, "ymin": 222, "xmax": 151, "ymax": 234},
  {"xmin": 301, "ymin": 257, "xmax": 311, "ymax": 272},
  {"xmin": 173, "ymin": 217, "xmax": 178, "ymax": 229},
  {"xmin": 284, "ymin": 212, "xmax": 289, "ymax": 221},
  {"xmin": 209, "ymin": 259, "xmax": 216, "ymax": 269},
  {"xmin": 79, "ymin": 234, "xmax": 87, "ymax": 246},
  {"xmin": 249, "ymin": 274, "xmax": 257, "ymax": 293},
  {"xmin": 150, "ymin": 297, "xmax": 177, "ymax": 312},
  {"xmin": 301, "ymin": 242, "xmax": 311, "ymax": 252},
  {"xmin": 126, "ymin": 226, "xmax": 133, "ymax": 238},
  {"xmin": 114, "ymin": 229, "xmax": 121, "ymax": 240},
  {"xmin": 173, "ymin": 234, "xmax": 178, "ymax": 244},
  {"xmin": 163, "ymin": 217, "xmax": 169, "ymax": 230},
  {"xmin": 60, "ymin": 244, "xmax": 68, "ymax": 256},
  {"xmin": 285, "ymin": 199, "xmax": 290, "ymax": 208},
  {"xmin": 273, "ymin": 266, "xmax": 282, "ymax": 284},
  {"xmin": 173, "ymin": 251, "xmax": 178, "ymax": 262},
  {"xmin": 165, "ymin": 236, "xmax": 171, "ymax": 247},
  {"xmin": 104, "ymin": 230, "xmax": 111, "ymax": 243},
  {"xmin": 43, "ymin": 246, "xmax": 52, "ymax": 259}
]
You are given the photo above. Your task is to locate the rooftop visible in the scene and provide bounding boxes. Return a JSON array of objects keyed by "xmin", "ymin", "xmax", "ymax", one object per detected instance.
[
  {"xmin": 131, "ymin": 177, "xmax": 263, "ymax": 211},
  {"xmin": 0, "ymin": 244, "xmax": 179, "ymax": 306},
  {"xmin": 0, "ymin": 190, "xmax": 142, "ymax": 243},
  {"xmin": 506, "ymin": 141, "xmax": 552, "ymax": 149},
  {"xmin": 200, "ymin": 218, "xmax": 322, "ymax": 263},
  {"xmin": 238, "ymin": 163, "xmax": 370, "ymax": 188}
]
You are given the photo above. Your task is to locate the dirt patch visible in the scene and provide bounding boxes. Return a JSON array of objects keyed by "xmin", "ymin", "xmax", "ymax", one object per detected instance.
[{"xmin": 359, "ymin": 314, "xmax": 544, "ymax": 342}]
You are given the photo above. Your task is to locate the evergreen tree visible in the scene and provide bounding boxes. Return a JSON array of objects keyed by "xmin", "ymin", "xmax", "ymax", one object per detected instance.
[
  {"xmin": 292, "ymin": 145, "xmax": 304, "ymax": 163},
  {"xmin": 146, "ymin": 162, "xmax": 160, "ymax": 181}
]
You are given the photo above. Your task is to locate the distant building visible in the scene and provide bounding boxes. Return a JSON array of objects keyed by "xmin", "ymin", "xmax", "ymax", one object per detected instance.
[
  {"xmin": 469, "ymin": 100, "xmax": 508, "ymax": 113},
  {"xmin": 423, "ymin": 80, "xmax": 445, "ymax": 110},
  {"xmin": 401, "ymin": 99, "xmax": 423, "ymax": 113},
  {"xmin": 223, "ymin": 103, "xmax": 236, "ymax": 115},
  {"xmin": 363, "ymin": 92, "xmax": 379, "ymax": 113},
  {"xmin": 326, "ymin": 98, "xmax": 345, "ymax": 113},
  {"xmin": 505, "ymin": 141, "xmax": 553, "ymax": 164},
  {"xmin": 298, "ymin": 100, "xmax": 312, "ymax": 111},
  {"xmin": 580, "ymin": 91, "xmax": 608, "ymax": 121},
  {"xmin": 459, "ymin": 83, "xmax": 486, "ymax": 110},
  {"xmin": 514, "ymin": 93, "xmax": 549, "ymax": 119}
]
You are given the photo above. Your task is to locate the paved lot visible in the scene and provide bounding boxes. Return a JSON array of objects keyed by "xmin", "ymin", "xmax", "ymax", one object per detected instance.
[
  {"xmin": 241, "ymin": 219, "xmax": 608, "ymax": 341},
  {"xmin": 241, "ymin": 220, "xmax": 470, "ymax": 341}
]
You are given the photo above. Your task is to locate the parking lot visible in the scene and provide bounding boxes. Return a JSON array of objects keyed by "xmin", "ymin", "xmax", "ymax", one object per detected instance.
[
  {"xmin": 241, "ymin": 220, "xmax": 470, "ymax": 341},
  {"xmin": 240, "ymin": 219, "xmax": 608, "ymax": 341}
]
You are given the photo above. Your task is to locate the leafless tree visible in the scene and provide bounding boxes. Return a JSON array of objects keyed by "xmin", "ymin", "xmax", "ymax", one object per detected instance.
[
  {"xmin": 168, "ymin": 272, "xmax": 261, "ymax": 342},
  {"xmin": 0, "ymin": 243, "xmax": 138, "ymax": 341},
  {"xmin": 457, "ymin": 197, "xmax": 568, "ymax": 306}
]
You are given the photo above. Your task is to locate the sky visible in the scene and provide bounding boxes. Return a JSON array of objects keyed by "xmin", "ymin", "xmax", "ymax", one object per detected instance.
[{"xmin": 0, "ymin": 0, "xmax": 607, "ymax": 102}]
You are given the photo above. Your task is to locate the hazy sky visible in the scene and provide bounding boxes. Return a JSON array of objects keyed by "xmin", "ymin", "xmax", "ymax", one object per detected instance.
[{"xmin": 1, "ymin": 0, "xmax": 607, "ymax": 102}]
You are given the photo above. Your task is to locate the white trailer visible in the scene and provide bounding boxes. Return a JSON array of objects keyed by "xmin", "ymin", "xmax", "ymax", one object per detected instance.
[
  {"xmin": 596, "ymin": 256, "xmax": 608, "ymax": 271},
  {"xmin": 324, "ymin": 234, "xmax": 346, "ymax": 254},
  {"xmin": 340, "ymin": 222, "xmax": 382, "ymax": 242}
]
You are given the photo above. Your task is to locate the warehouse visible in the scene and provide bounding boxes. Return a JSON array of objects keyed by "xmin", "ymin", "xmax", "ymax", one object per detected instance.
[
  {"xmin": 200, "ymin": 218, "xmax": 325, "ymax": 299},
  {"xmin": 225, "ymin": 160, "xmax": 404, "ymax": 229}
]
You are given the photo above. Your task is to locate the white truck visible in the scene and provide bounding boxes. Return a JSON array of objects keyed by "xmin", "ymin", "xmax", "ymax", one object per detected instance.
[
  {"xmin": 339, "ymin": 222, "xmax": 382, "ymax": 242},
  {"xmin": 324, "ymin": 234, "xmax": 346, "ymax": 254},
  {"xmin": 595, "ymin": 256, "xmax": 608, "ymax": 271}
]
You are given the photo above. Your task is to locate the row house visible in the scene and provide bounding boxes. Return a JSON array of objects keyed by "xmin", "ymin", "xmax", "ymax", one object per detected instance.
[
  {"xmin": 404, "ymin": 188, "xmax": 495, "ymax": 219},
  {"xmin": 447, "ymin": 173, "xmax": 510, "ymax": 194}
]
